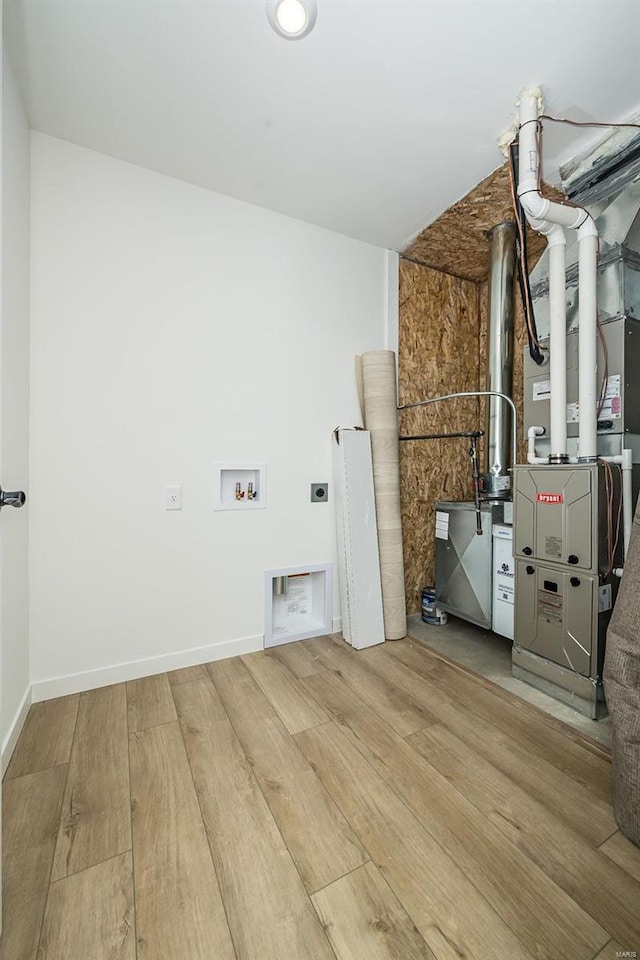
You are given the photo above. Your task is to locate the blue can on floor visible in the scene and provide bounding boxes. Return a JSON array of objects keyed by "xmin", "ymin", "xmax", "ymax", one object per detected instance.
[{"xmin": 421, "ymin": 586, "xmax": 448, "ymax": 625}]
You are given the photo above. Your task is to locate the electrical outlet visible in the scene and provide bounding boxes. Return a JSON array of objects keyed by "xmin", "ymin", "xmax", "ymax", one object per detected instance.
[
  {"xmin": 311, "ymin": 483, "xmax": 329, "ymax": 503},
  {"xmin": 165, "ymin": 485, "xmax": 182, "ymax": 510}
]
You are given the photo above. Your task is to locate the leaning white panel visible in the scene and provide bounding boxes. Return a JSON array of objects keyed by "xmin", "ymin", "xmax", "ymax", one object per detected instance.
[{"xmin": 332, "ymin": 428, "xmax": 385, "ymax": 649}]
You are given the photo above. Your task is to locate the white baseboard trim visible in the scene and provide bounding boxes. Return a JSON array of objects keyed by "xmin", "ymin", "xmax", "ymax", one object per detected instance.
[
  {"xmin": 332, "ymin": 616, "xmax": 342, "ymax": 634},
  {"xmin": 31, "ymin": 633, "xmax": 265, "ymax": 703},
  {"xmin": 2, "ymin": 684, "xmax": 33, "ymax": 775}
]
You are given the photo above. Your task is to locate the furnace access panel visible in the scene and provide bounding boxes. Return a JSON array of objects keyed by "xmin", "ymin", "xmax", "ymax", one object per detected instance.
[
  {"xmin": 514, "ymin": 560, "xmax": 599, "ymax": 677},
  {"xmin": 512, "ymin": 464, "xmax": 621, "ymax": 575}
]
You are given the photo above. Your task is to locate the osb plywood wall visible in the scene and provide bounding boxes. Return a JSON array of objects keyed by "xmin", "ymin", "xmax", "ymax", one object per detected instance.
[
  {"xmin": 404, "ymin": 163, "xmax": 552, "ymax": 281},
  {"xmin": 398, "ymin": 261, "xmax": 481, "ymax": 613},
  {"xmin": 399, "ymin": 162, "xmax": 554, "ymax": 614}
]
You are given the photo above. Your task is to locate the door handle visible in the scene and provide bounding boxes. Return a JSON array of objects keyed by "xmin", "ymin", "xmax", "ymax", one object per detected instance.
[{"xmin": 0, "ymin": 488, "xmax": 26, "ymax": 509}]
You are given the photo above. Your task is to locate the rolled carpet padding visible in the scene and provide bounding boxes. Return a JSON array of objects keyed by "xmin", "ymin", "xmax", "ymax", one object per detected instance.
[
  {"xmin": 357, "ymin": 350, "xmax": 407, "ymax": 640},
  {"xmin": 603, "ymin": 496, "xmax": 640, "ymax": 847}
]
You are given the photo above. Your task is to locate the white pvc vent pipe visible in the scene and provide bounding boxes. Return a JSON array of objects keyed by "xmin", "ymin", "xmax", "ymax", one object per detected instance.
[
  {"xmin": 548, "ymin": 226, "xmax": 568, "ymax": 460},
  {"xmin": 517, "ymin": 87, "xmax": 598, "ymax": 463},
  {"xmin": 577, "ymin": 226, "xmax": 599, "ymax": 461}
]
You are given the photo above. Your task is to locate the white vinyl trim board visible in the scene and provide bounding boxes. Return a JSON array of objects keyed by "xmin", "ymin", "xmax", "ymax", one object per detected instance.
[
  {"xmin": 1, "ymin": 685, "xmax": 33, "ymax": 776},
  {"xmin": 30, "ymin": 632, "xmax": 263, "ymax": 702}
]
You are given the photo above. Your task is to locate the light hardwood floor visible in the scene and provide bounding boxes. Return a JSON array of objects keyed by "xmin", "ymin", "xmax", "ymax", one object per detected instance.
[{"xmin": 3, "ymin": 634, "xmax": 640, "ymax": 960}]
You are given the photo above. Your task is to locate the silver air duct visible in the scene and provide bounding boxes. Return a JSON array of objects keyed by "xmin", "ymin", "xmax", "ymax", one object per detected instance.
[{"xmin": 483, "ymin": 221, "xmax": 517, "ymax": 498}]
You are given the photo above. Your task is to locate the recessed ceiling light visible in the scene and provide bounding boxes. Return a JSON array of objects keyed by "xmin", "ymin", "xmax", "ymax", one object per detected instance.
[{"xmin": 266, "ymin": 0, "xmax": 317, "ymax": 40}]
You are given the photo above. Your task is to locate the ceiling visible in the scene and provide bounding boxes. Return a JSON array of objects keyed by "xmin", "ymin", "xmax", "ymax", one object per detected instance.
[{"xmin": 5, "ymin": 0, "xmax": 640, "ymax": 250}]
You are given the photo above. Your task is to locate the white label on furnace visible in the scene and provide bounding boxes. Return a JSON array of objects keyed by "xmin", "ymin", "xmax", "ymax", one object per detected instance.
[
  {"xmin": 532, "ymin": 380, "xmax": 551, "ymax": 401},
  {"xmin": 435, "ymin": 510, "xmax": 449, "ymax": 541},
  {"xmin": 566, "ymin": 376, "xmax": 623, "ymax": 423},
  {"xmin": 599, "ymin": 396, "xmax": 622, "ymax": 419},
  {"xmin": 598, "ymin": 584, "xmax": 612, "ymax": 613},
  {"xmin": 599, "ymin": 376, "xmax": 622, "ymax": 419},
  {"xmin": 605, "ymin": 374, "xmax": 621, "ymax": 399},
  {"xmin": 567, "ymin": 402, "xmax": 580, "ymax": 423}
]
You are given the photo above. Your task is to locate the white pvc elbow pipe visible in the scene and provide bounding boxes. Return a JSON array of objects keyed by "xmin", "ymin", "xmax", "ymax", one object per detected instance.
[
  {"xmin": 577, "ymin": 220, "xmax": 599, "ymax": 461},
  {"xmin": 521, "ymin": 195, "xmax": 589, "ymax": 232},
  {"xmin": 527, "ymin": 425, "xmax": 547, "ymax": 464},
  {"xmin": 547, "ymin": 227, "xmax": 567, "ymax": 461},
  {"xmin": 517, "ymin": 89, "xmax": 589, "ymax": 232}
]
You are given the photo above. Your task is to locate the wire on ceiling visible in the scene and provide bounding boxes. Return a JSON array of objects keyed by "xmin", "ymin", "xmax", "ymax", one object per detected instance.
[{"xmin": 539, "ymin": 115, "xmax": 640, "ymax": 131}]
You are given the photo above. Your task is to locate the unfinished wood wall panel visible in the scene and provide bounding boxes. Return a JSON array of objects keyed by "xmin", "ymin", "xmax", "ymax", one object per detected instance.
[
  {"xmin": 404, "ymin": 163, "xmax": 560, "ymax": 282},
  {"xmin": 398, "ymin": 260, "xmax": 480, "ymax": 613},
  {"xmin": 398, "ymin": 163, "xmax": 557, "ymax": 614}
]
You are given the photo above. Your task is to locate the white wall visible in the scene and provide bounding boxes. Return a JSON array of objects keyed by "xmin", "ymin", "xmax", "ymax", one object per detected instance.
[
  {"xmin": 30, "ymin": 134, "xmax": 389, "ymax": 697},
  {"xmin": 1, "ymin": 45, "xmax": 31, "ymax": 753}
]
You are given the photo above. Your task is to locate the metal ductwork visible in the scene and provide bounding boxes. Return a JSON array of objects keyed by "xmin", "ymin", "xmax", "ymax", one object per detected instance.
[{"xmin": 483, "ymin": 221, "xmax": 517, "ymax": 498}]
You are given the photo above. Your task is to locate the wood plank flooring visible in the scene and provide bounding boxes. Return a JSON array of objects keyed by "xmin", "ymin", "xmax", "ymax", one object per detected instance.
[
  {"xmin": 208, "ymin": 657, "xmax": 368, "ymax": 895},
  {"xmin": 51, "ymin": 684, "xmax": 130, "ymax": 881},
  {"xmin": 3, "ymin": 634, "xmax": 640, "ymax": 960},
  {"xmin": 38, "ymin": 853, "xmax": 136, "ymax": 960},
  {"xmin": 129, "ymin": 719, "xmax": 235, "ymax": 960},
  {"xmin": 1, "ymin": 767, "xmax": 67, "ymax": 960},
  {"xmin": 4, "ymin": 695, "xmax": 79, "ymax": 781}
]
